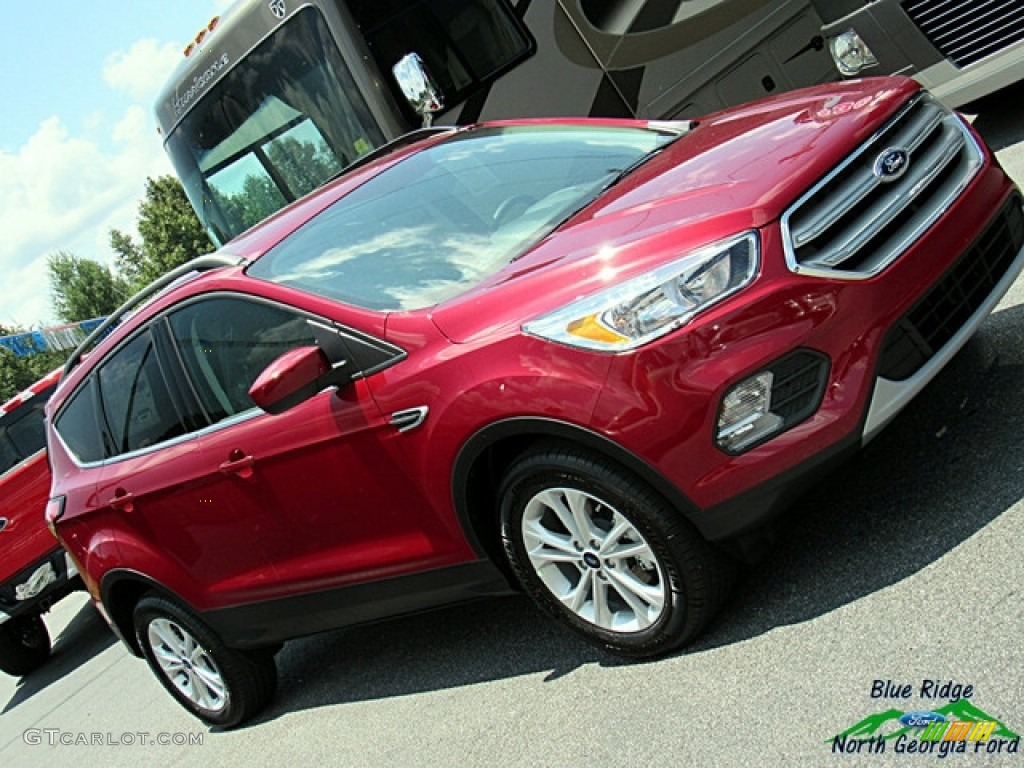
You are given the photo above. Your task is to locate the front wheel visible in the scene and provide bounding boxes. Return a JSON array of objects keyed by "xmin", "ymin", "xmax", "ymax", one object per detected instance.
[
  {"xmin": 0, "ymin": 614, "xmax": 51, "ymax": 676},
  {"xmin": 133, "ymin": 595, "xmax": 276, "ymax": 728},
  {"xmin": 499, "ymin": 447, "xmax": 734, "ymax": 657}
]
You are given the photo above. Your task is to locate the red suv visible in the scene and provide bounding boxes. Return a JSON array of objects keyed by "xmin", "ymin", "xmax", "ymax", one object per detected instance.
[
  {"xmin": 46, "ymin": 77, "xmax": 1024, "ymax": 727},
  {"xmin": 0, "ymin": 368, "xmax": 80, "ymax": 675}
]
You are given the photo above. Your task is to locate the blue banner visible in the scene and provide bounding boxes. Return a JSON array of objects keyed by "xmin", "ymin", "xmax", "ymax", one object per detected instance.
[{"xmin": 0, "ymin": 318, "xmax": 106, "ymax": 358}]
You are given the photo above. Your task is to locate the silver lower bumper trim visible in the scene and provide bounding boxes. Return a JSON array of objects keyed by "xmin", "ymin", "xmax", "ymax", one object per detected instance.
[{"xmin": 862, "ymin": 239, "xmax": 1024, "ymax": 443}]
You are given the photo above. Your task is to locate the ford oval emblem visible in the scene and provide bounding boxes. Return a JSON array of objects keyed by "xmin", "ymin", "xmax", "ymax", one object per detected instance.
[
  {"xmin": 899, "ymin": 711, "xmax": 946, "ymax": 728},
  {"xmin": 874, "ymin": 147, "xmax": 910, "ymax": 182}
]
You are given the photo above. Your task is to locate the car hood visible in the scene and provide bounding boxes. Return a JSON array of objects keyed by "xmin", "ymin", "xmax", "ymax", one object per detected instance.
[{"xmin": 430, "ymin": 77, "xmax": 922, "ymax": 344}]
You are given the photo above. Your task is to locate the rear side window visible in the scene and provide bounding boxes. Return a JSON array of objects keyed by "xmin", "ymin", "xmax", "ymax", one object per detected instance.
[
  {"xmin": 7, "ymin": 403, "xmax": 47, "ymax": 456},
  {"xmin": 54, "ymin": 385, "xmax": 105, "ymax": 464},
  {"xmin": 97, "ymin": 331, "xmax": 188, "ymax": 455}
]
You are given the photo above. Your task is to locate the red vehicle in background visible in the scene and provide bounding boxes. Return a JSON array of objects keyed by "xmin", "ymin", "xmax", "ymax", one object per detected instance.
[{"xmin": 0, "ymin": 368, "xmax": 80, "ymax": 676}]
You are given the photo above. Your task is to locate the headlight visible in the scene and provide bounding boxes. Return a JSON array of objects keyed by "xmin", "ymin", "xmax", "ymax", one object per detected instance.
[
  {"xmin": 524, "ymin": 232, "xmax": 758, "ymax": 352},
  {"xmin": 828, "ymin": 28, "xmax": 878, "ymax": 77}
]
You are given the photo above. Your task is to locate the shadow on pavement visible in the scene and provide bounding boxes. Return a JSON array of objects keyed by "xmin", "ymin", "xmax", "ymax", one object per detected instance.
[
  {"xmin": 2, "ymin": 596, "xmax": 116, "ymax": 714},
  {"xmin": 243, "ymin": 302, "xmax": 1024, "ymax": 727}
]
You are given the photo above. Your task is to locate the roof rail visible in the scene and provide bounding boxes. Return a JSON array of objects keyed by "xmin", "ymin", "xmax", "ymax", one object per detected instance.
[{"xmin": 62, "ymin": 254, "xmax": 244, "ymax": 376}]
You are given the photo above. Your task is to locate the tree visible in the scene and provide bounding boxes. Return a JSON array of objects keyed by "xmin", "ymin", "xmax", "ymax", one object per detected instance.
[
  {"xmin": 109, "ymin": 229, "xmax": 145, "ymax": 287},
  {"xmin": 48, "ymin": 251, "xmax": 130, "ymax": 324},
  {"xmin": 111, "ymin": 176, "xmax": 215, "ymax": 290}
]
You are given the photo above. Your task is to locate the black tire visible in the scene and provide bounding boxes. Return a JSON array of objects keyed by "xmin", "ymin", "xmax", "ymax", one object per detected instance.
[
  {"xmin": 499, "ymin": 447, "xmax": 735, "ymax": 658},
  {"xmin": 133, "ymin": 595, "xmax": 276, "ymax": 728},
  {"xmin": 0, "ymin": 613, "xmax": 51, "ymax": 676}
]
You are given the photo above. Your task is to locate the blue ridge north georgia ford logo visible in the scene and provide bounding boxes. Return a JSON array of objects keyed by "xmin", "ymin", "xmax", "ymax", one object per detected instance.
[{"xmin": 873, "ymin": 147, "xmax": 910, "ymax": 182}]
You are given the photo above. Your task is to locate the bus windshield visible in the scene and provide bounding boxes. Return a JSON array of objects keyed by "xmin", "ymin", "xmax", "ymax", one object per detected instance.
[{"xmin": 163, "ymin": 7, "xmax": 386, "ymax": 244}]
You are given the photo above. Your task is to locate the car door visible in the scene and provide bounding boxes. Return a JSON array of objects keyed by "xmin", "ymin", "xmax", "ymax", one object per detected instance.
[
  {"xmin": 164, "ymin": 293, "xmax": 466, "ymax": 604},
  {"xmin": 89, "ymin": 325, "xmax": 287, "ymax": 608}
]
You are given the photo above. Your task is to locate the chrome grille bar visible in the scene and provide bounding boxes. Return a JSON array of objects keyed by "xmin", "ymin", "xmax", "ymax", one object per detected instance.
[{"xmin": 781, "ymin": 94, "xmax": 984, "ymax": 279}]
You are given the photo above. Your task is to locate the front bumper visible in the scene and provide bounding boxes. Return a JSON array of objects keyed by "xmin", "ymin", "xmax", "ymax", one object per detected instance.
[
  {"xmin": 592, "ymin": 185, "xmax": 1024, "ymax": 542},
  {"xmin": 864, "ymin": 196, "xmax": 1024, "ymax": 439}
]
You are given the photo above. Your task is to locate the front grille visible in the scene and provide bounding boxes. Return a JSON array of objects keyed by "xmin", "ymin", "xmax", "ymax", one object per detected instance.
[
  {"xmin": 782, "ymin": 94, "xmax": 983, "ymax": 278},
  {"xmin": 878, "ymin": 195, "xmax": 1024, "ymax": 381},
  {"xmin": 903, "ymin": 0, "xmax": 1024, "ymax": 68}
]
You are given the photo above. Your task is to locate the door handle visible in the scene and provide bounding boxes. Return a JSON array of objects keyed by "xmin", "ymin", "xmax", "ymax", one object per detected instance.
[
  {"xmin": 219, "ymin": 450, "xmax": 255, "ymax": 479},
  {"xmin": 109, "ymin": 489, "xmax": 135, "ymax": 514}
]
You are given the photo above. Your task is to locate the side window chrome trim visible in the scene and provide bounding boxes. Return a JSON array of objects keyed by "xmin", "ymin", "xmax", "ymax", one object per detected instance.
[{"xmin": 52, "ymin": 289, "xmax": 407, "ymax": 467}]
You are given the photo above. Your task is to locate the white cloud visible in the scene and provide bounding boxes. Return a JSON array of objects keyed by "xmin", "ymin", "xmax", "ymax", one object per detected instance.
[
  {"xmin": 0, "ymin": 31, "xmax": 188, "ymax": 329},
  {"xmin": 0, "ymin": 107, "xmax": 173, "ymax": 328},
  {"xmin": 103, "ymin": 38, "xmax": 182, "ymax": 105}
]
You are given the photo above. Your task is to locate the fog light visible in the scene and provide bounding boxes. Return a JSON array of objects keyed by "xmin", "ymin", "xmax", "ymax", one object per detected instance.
[
  {"xmin": 717, "ymin": 372, "xmax": 784, "ymax": 453},
  {"xmin": 829, "ymin": 28, "xmax": 878, "ymax": 76},
  {"xmin": 715, "ymin": 350, "xmax": 831, "ymax": 454}
]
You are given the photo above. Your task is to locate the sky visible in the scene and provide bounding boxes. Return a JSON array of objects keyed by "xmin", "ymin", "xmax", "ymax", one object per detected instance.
[{"xmin": 0, "ymin": 0, "xmax": 233, "ymax": 330}]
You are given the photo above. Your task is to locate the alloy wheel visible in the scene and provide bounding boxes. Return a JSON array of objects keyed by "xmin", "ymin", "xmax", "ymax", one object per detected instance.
[
  {"xmin": 147, "ymin": 617, "xmax": 228, "ymax": 713},
  {"xmin": 521, "ymin": 487, "xmax": 666, "ymax": 632}
]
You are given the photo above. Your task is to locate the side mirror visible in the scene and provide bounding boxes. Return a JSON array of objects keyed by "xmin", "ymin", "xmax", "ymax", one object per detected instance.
[
  {"xmin": 248, "ymin": 346, "xmax": 344, "ymax": 415},
  {"xmin": 392, "ymin": 52, "xmax": 444, "ymax": 127}
]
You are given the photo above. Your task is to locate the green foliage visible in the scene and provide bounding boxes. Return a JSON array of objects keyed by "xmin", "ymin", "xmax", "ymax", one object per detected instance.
[
  {"xmin": 48, "ymin": 251, "xmax": 130, "ymax": 324},
  {"xmin": 111, "ymin": 175, "xmax": 215, "ymax": 291},
  {"xmin": 109, "ymin": 229, "xmax": 145, "ymax": 287}
]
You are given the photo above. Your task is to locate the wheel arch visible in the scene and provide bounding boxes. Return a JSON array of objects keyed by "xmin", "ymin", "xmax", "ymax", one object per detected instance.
[
  {"xmin": 451, "ymin": 417, "xmax": 702, "ymax": 565},
  {"xmin": 100, "ymin": 570, "xmax": 190, "ymax": 657}
]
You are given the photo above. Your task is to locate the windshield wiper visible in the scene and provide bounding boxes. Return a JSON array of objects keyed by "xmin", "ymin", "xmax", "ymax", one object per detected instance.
[{"xmin": 602, "ymin": 122, "xmax": 695, "ymax": 191}]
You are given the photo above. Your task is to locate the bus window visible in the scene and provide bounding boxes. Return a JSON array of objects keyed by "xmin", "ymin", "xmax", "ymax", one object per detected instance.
[
  {"xmin": 163, "ymin": 7, "xmax": 386, "ymax": 243},
  {"xmin": 349, "ymin": 0, "xmax": 534, "ymax": 121}
]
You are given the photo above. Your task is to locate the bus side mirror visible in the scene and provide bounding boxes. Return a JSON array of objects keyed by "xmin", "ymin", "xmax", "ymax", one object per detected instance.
[{"xmin": 393, "ymin": 53, "xmax": 445, "ymax": 127}]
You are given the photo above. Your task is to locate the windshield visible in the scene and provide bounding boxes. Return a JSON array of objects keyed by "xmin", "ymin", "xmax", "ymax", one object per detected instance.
[
  {"xmin": 163, "ymin": 7, "xmax": 386, "ymax": 245},
  {"xmin": 247, "ymin": 124, "xmax": 673, "ymax": 311}
]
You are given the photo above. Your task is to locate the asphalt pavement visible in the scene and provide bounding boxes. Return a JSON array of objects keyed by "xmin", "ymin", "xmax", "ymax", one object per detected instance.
[{"xmin": 2, "ymin": 91, "xmax": 1023, "ymax": 767}]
